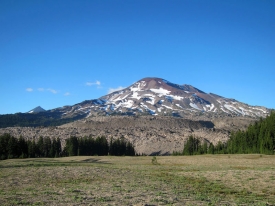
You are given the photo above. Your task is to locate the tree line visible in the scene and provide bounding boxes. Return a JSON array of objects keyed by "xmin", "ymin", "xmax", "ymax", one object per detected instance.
[
  {"xmin": 0, "ymin": 112, "xmax": 85, "ymax": 128},
  {"xmin": 63, "ymin": 136, "xmax": 135, "ymax": 156},
  {"xmin": 0, "ymin": 134, "xmax": 135, "ymax": 160},
  {"xmin": 173, "ymin": 111, "xmax": 275, "ymax": 155},
  {"xmin": 0, "ymin": 134, "xmax": 63, "ymax": 159}
]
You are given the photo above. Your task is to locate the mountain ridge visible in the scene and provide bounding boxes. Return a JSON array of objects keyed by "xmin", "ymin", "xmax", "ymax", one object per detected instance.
[{"xmin": 0, "ymin": 77, "xmax": 271, "ymax": 128}]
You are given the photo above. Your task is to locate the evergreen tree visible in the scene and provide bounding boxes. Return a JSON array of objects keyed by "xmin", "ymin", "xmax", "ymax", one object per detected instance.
[
  {"xmin": 37, "ymin": 136, "xmax": 44, "ymax": 157},
  {"xmin": 64, "ymin": 136, "xmax": 78, "ymax": 156},
  {"xmin": 55, "ymin": 137, "xmax": 62, "ymax": 157},
  {"xmin": 0, "ymin": 133, "xmax": 11, "ymax": 159},
  {"xmin": 7, "ymin": 135, "xmax": 18, "ymax": 158},
  {"xmin": 18, "ymin": 136, "xmax": 28, "ymax": 158},
  {"xmin": 183, "ymin": 136, "xmax": 201, "ymax": 155},
  {"xmin": 28, "ymin": 139, "xmax": 36, "ymax": 158},
  {"xmin": 43, "ymin": 137, "xmax": 52, "ymax": 157}
]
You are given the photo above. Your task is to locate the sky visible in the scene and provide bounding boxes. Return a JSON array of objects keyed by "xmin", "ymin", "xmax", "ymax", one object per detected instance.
[{"xmin": 0, "ymin": 0, "xmax": 274, "ymax": 114}]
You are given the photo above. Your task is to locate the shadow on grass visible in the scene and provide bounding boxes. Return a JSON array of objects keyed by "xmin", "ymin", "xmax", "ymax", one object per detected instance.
[{"xmin": 0, "ymin": 157, "xmax": 111, "ymax": 169}]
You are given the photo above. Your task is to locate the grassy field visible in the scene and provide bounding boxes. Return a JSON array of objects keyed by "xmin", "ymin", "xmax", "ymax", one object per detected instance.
[{"xmin": 0, "ymin": 155, "xmax": 275, "ymax": 205}]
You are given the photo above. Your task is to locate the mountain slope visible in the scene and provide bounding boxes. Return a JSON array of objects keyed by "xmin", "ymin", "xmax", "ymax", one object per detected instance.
[{"xmin": 61, "ymin": 77, "xmax": 269, "ymax": 119}]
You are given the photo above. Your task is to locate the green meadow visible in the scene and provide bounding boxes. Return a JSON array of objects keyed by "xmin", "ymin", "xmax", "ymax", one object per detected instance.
[{"xmin": 0, "ymin": 155, "xmax": 274, "ymax": 205}]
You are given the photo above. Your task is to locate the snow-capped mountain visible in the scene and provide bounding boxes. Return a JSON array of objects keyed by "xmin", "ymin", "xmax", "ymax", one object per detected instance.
[
  {"xmin": 28, "ymin": 106, "xmax": 46, "ymax": 113},
  {"xmin": 56, "ymin": 77, "xmax": 269, "ymax": 119}
]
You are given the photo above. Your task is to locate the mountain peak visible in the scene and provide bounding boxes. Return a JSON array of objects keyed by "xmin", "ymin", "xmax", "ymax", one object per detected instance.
[
  {"xmin": 93, "ymin": 77, "xmax": 269, "ymax": 118},
  {"xmin": 28, "ymin": 106, "xmax": 46, "ymax": 113},
  {"xmin": 132, "ymin": 77, "xmax": 203, "ymax": 94},
  {"xmin": 43, "ymin": 77, "xmax": 269, "ymax": 120}
]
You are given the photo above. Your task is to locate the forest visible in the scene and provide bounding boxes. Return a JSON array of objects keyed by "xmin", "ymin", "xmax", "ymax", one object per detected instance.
[
  {"xmin": 0, "ymin": 134, "xmax": 135, "ymax": 160},
  {"xmin": 174, "ymin": 111, "xmax": 275, "ymax": 155}
]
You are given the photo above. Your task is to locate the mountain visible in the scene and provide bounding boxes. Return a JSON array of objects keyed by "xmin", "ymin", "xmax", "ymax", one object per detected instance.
[
  {"xmin": 58, "ymin": 77, "xmax": 269, "ymax": 120},
  {"xmin": 28, "ymin": 106, "xmax": 46, "ymax": 113},
  {"xmin": 0, "ymin": 77, "xmax": 272, "ymax": 154},
  {"xmin": 0, "ymin": 77, "xmax": 270, "ymax": 128}
]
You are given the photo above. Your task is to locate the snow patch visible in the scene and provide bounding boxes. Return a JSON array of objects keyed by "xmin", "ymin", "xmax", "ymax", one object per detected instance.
[
  {"xmin": 166, "ymin": 95, "xmax": 183, "ymax": 101},
  {"xmin": 165, "ymin": 96, "xmax": 173, "ymax": 102},
  {"xmin": 110, "ymin": 104, "xmax": 115, "ymax": 111},
  {"xmin": 146, "ymin": 97, "xmax": 155, "ymax": 105},
  {"xmin": 162, "ymin": 105, "xmax": 173, "ymax": 110},
  {"xmin": 224, "ymin": 104, "xmax": 236, "ymax": 113},
  {"xmin": 96, "ymin": 99, "xmax": 106, "ymax": 104},
  {"xmin": 121, "ymin": 100, "xmax": 134, "ymax": 108},
  {"xmin": 137, "ymin": 107, "xmax": 143, "ymax": 112},
  {"xmin": 158, "ymin": 100, "xmax": 164, "ymax": 104},
  {"xmin": 109, "ymin": 93, "xmax": 130, "ymax": 102},
  {"xmin": 140, "ymin": 103, "xmax": 156, "ymax": 115},
  {"xmin": 131, "ymin": 91, "xmax": 142, "ymax": 100},
  {"xmin": 157, "ymin": 107, "xmax": 163, "ymax": 112},
  {"xmin": 150, "ymin": 88, "xmax": 171, "ymax": 96},
  {"xmin": 189, "ymin": 103, "xmax": 201, "ymax": 110},
  {"xmin": 224, "ymin": 104, "xmax": 245, "ymax": 115},
  {"xmin": 238, "ymin": 107, "xmax": 247, "ymax": 115},
  {"xmin": 130, "ymin": 84, "xmax": 141, "ymax": 92},
  {"xmin": 220, "ymin": 107, "xmax": 229, "ymax": 114},
  {"xmin": 249, "ymin": 107, "xmax": 268, "ymax": 113},
  {"xmin": 209, "ymin": 104, "xmax": 215, "ymax": 111}
]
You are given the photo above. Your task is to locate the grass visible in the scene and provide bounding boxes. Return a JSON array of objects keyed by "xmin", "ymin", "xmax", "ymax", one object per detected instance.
[{"xmin": 0, "ymin": 154, "xmax": 274, "ymax": 205}]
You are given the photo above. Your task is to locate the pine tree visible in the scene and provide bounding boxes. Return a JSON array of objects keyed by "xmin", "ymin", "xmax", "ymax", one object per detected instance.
[
  {"xmin": 0, "ymin": 134, "xmax": 10, "ymax": 159},
  {"xmin": 56, "ymin": 137, "xmax": 62, "ymax": 157},
  {"xmin": 18, "ymin": 136, "xmax": 28, "ymax": 158},
  {"xmin": 43, "ymin": 137, "xmax": 52, "ymax": 157},
  {"xmin": 65, "ymin": 136, "xmax": 78, "ymax": 156},
  {"xmin": 7, "ymin": 135, "xmax": 18, "ymax": 158},
  {"xmin": 37, "ymin": 136, "xmax": 44, "ymax": 157}
]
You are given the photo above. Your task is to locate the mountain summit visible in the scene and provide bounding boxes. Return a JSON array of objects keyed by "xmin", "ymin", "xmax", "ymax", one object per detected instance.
[
  {"xmin": 28, "ymin": 106, "xmax": 46, "ymax": 113},
  {"xmin": 56, "ymin": 77, "xmax": 269, "ymax": 120}
]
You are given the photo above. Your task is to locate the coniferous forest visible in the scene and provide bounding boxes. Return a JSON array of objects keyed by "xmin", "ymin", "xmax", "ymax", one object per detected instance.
[
  {"xmin": 0, "ymin": 134, "xmax": 135, "ymax": 160},
  {"xmin": 173, "ymin": 111, "xmax": 275, "ymax": 155}
]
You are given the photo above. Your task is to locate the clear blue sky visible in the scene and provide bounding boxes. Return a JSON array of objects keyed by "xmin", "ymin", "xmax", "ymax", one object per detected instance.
[{"xmin": 1, "ymin": 0, "xmax": 274, "ymax": 114}]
